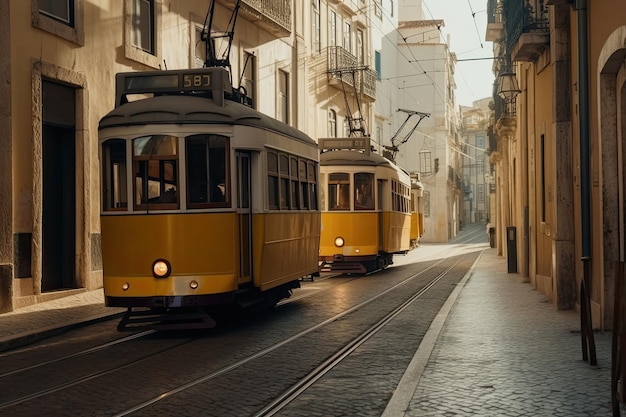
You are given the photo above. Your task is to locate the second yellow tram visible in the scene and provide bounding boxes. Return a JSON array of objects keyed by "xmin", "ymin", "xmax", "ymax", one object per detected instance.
[{"xmin": 318, "ymin": 141, "xmax": 412, "ymax": 274}]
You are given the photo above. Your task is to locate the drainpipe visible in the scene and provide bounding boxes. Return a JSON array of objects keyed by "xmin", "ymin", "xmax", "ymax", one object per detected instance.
[{"xmin": 576, "ymin": 0, "xmax": 596, "ymax": 366}]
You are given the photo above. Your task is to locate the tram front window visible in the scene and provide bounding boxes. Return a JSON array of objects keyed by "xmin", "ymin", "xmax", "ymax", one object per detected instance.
[
  {"xmin": 328, "ymin": 173, "xmax": 350, "ymax": 210},
  {"xmin": 133, "ymin": 135, "xmax": 179, "ymax": 209},
  {"xmin": 355, "ymin": 172, "xmax": 374, "ymax": 210}
]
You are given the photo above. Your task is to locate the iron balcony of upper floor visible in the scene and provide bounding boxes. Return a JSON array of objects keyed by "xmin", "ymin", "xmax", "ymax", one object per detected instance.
[
  {"xmin": 503, "ymin": 0, "xmax": 550, "ymax": 63},
  {"xmin": 216, "ymin": 0, "xmax": 291, "ymax": 38},
  {"xmin": 326, "ymin": 46, "xmax": 377, "ymax": 102}
]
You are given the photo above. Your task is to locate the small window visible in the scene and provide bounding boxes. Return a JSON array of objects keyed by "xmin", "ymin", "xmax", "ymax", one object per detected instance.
[
  {"xmin": 328, "ymin": 109, "xmax": 337, "ymax": 138},
  {"xmin": 343, "ymin": 21, "xmax": 352, "ymax": 54},
  {"xmin": 308, "ymin": 161, "xmax": 318, "ymax": 210},
  {"xmin": 132, "ymin": 135, "xmax": 178, "ymax": 210},
  {"xmin": 33, "ymin": 0, "xmax": 83, "ymax": 45},
  {"xmin": 267, "ymin": 151, "xmax": 279, "ymax": 209},
  {"xmin": 132, "ymin": 0, "xmax": 154, "ymax": 54},
  {"xmin": 329, "ymin": 173, "xmax": 350, "ymax": 211},
  {"xmin": 279, "ymin": 154, "xmax": 290, "ymax": 210},
  {"xmin": 312, "ymin": 0, "xmax": 321, "ymax": 53},
  {"xmin": 419, "ymin": 150, "xmax": 432, "ymax": 174},
  {"xmin": 242, "ymin": 52, "xmax": 256, "ymax": 106},
  {"xmin": 290, "ymin": 157, "xmax": 299, "ymax": 209},
  {"xmin": 193, "ymin": 25, "xmax": 207, "ymax": 68},
  {"xmin": 38, "ymin": 0, "xmax": 73, "ymax": 25},
  {"xmin": 124, "ymin": 0, "xmax": 160, "ymax": 68},
  {"xmin": 186, "ymin": 134, "xmax": 229, "ymax": 208},
  {"xmin": 277, "ymin": 70, "xmax": 289, "ymax": 124},
  {"xmin": 101, "ymin": 139, "xmax": 128, "ymax": 211},
  {"xmin": 354, "ymin": 172, "xmax": 374, "ymax": 210},
  {"xmin": 329, "ymin": 10, "xmax": 337, "ymax": 47}
]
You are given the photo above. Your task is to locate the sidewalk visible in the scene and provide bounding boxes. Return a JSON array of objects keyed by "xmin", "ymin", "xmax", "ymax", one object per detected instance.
[
  {"xmin": 0, "ymin": 288, "xmax": 124, "ymax": 352},
  {"xmin": 385, "ymin": 247, "xmax": 616, "ymax": 417}
]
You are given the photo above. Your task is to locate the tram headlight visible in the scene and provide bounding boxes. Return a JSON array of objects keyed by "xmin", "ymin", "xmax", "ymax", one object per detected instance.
[
  {"xmin": 152, "ymin": 259, "xmax": 171, "ymax": 278},
  {"xmin": 334, "ymin": 237, "xmax": 345, "ymax": 247},
  {"xmin": 189, "ymin": 280, "xmax": 199, "ymax": 289}
]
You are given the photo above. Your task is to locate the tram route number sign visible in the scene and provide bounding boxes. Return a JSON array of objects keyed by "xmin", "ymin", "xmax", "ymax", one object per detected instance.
[
  {"xmin": 123, "ymin": 71, "xmax": 212, "ymax": 93},
  {"xmin": 319, "ymin": 137, "xmax": 371, "ymax": 155},
  {"xmin": 115, "ymin": 67, "xmax": 232, "ymax": 107}
]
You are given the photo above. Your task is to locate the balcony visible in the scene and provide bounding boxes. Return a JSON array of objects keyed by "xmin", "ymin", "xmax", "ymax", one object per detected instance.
[
  {"xmin": 503, "ymin": 0, "xmax": 549, "ymax": 62},
  {"xmin": 327, "ymin": 46, "xmax": 376, "ymax": 101},
  {"xmin": 216, "ymin": 0, "xmax": 291, "ymax": 37},
  {"xmin": 485, "ymin": 0, "xmax": 504, "ymax": 42}
]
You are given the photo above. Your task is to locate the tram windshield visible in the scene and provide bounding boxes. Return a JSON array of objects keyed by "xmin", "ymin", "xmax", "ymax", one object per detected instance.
[
  {"xmin": 101, "ymin": 134, "xmax": 230, "ymax": 212},
  {"xmin": 328, "ymin": 173, "xmax": 350, "ymax": 210},
  {"xmin": 354, "ymin": 172, "xmax": 374, "ymax": 210}
]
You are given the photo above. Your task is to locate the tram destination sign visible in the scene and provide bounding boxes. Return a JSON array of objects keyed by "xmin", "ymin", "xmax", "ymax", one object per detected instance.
[
  {"xmin": 318, "ymin": 137, "xmax": 371, "ymax": 155},
  {"xmin": 115, "ymin": 68, "xmax": 231, "ymax": 107}
]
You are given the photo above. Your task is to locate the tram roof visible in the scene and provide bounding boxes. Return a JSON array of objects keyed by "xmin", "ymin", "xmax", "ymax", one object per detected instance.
[
  {"xmin": 98, "ymin": 94, "xmax": 316, "ymax": 146},
  {"xmin": 320, "ymin": 149, "xmax": 411, "ymax": 179},
  {"xmin": 320, "ymin": 149, "xmax": 396, "ymax": 168}
]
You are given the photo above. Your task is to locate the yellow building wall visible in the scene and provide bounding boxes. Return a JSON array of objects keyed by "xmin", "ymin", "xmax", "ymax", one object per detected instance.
[{"xmin": 586, "ymin": 1, "xmax": 626, "ymax": 328}]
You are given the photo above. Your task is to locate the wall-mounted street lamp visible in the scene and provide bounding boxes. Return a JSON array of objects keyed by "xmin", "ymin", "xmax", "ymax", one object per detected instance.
[{"xmin": 496, "ymin": 71, "xmax": 521, "ymax": 101}]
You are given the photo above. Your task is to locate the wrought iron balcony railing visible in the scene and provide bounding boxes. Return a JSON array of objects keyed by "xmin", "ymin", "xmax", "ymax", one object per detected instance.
[
  {"xmin": 494, "ymin": 95, "xmax": 517, "ymax": 119},
  {"xmin": 327, "ymin": 46, "xmax": 376, "ymax": 100},
  {"xmin": 487, "ymin": 0, "xmax": 499, "ymax": 24},
  {"xmin": 503, "ymin": 0, "xmax": 549, "ymax": 61},
  {"xmin": 216, "ymin": 0, "xmax": 291, "ymax": 37}
]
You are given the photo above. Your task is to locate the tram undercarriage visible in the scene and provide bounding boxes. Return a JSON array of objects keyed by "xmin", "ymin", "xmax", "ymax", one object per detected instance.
[{"xmin": 319, "ymin": 253, "xmax": 395, "ymax": 274}]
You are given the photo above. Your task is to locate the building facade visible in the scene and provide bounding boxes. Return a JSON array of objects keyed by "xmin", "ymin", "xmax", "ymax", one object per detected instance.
[
  {"xmin": 460, "ymin": 99, "xmax": 492, "ymax": 227},
  {"xmin": 488, "ymin": 0, "xmax": 626, "ymax": 332},
  {"xmin": 391, "ymin": 2, "xmax": 463, "ymax": 243}
]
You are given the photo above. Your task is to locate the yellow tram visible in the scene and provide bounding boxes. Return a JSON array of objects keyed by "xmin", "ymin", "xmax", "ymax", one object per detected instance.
[
  {"xmin": 318, "ymin": 138, "xmax": 412, "ymax": 274},
  {"xmin": 98, "ymin": 67, "xmax": 320, "ymax": 329}
]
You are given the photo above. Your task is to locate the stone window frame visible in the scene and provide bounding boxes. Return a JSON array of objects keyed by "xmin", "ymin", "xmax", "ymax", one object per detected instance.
[
  {"xmin": 123, "ymin": 0, "xmax": 162, "ymax": 69},
  {"xmin": 31, "ymin": 0, "xmax": 85, "ymax": 46}
]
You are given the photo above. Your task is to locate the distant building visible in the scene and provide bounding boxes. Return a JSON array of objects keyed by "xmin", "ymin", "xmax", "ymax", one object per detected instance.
[
  {"xmin": 460, "ymin": 99, "xmax": 492, "ymax": 226},
  {"xmin": 391, "ymin": 1, "xmax": 463, "ymax": 242}
]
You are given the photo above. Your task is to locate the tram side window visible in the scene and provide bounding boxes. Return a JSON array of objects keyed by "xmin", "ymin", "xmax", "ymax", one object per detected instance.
[
  {"xmin": 186, "ymin": 134, "xmax": 229, "ymax": 208},
  {"xmin": 308, "ymin": 161, "xmax": 318, "ymax": 210},
  {"xmin": 329, "ymin": 173, "xmax": 350, "ymax": 210},
  {"xmin": 299, "ymin": 160, "xmax": 309, "ymax": 209},
  {"xmin": 267, "ymin": 151, "xmax": 279, "ymax": 210},
  {"xmin": 133, "ymin": 135, "xmax": 178, "ymax": 209},
  {"xmin": 290, "ymin": 157, "xmax": 299, "ymax": 210},
  {"xmin": 279, "ymin": 154, "xmax": 290, "ymax": 210},
  {"xmin": 101, "ymin": 139, "xmax": 128, "ymax": 211}
]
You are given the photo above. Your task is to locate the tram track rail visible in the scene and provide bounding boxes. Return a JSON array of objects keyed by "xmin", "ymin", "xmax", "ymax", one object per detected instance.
[
  {"xmin": 253, "ymin": 260, "xmax": 462, "ymax": 417},
  {"xmin": 0, "ymin": 238, "xmax": 487, "ymax": 416},
  {"xmin": 111, "ymin": 250, "xmax": 476, "ymax": 416},
  {"xmin": 0, "ymin": 331, "xmax": 155, "ymax": 380}
]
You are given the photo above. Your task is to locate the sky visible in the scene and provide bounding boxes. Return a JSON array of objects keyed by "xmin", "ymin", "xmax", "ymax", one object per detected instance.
[{"xmin": 421, "ymin": 0, "xmax": 495, "ymax": 107}]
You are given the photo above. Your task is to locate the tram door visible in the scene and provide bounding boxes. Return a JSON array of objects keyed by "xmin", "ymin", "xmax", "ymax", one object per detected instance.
[
  {"xmin": 236, "ymin": 152, "xmax": 252, "ymax": 285},
  {"xmin": 41, "ymin": 80, "xmax": 76, "ymax": 291}
]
